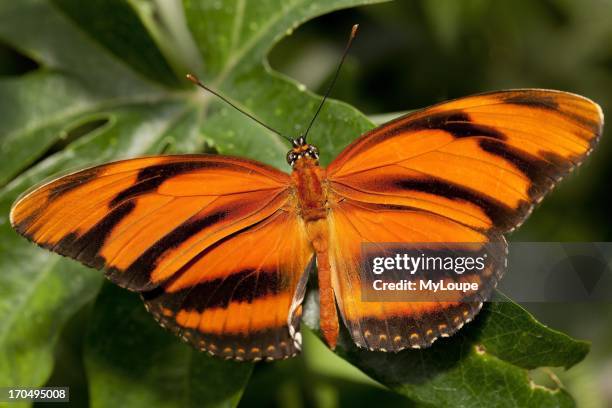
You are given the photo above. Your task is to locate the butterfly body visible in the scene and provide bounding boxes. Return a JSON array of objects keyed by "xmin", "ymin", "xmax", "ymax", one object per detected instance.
[
  {"xmin": 10, "ymin": 89, "xmax": 603, "ymax": 361},
  {"xmin": 290, "ymin": 153, "xmax": 341, "ymax": 348}
]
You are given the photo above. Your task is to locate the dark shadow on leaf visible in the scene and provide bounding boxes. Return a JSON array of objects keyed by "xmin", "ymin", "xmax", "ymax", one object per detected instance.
[
  {"xmin": 85, "ymin": 284, "xmax": 253, "ymax": 406},
  {"xmin": 197, "ymin": 140, "xmax": 220, "ymax": 154},
  {"xmin": 61, "ymin": 117, "xmax": 111, "ymax": 148},
  {"xmin": 242, "ymin": 356, "xmax": 416, "ymax": 407},
  {"xmin": 36, "ymin": 303, "xmax": 93, "ymax": 408},
  {"xmin": 51, "ymin": 0, "xmax": 182, "ymax": 88},
  {"xmin": 0, "ymin": 41, "xmax": 39, "ymax": 76}
]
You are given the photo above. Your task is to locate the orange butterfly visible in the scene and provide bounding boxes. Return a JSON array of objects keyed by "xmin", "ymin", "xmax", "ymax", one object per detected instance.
[{"xmin": 10, "ymin": 26, "xmax": 603, "ymax": 362}]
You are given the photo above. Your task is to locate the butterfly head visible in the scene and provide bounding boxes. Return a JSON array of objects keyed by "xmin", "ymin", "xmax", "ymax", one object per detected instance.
[{"xmin": 287, "ymin": 136, "xmax": 319, "ymax": 167}]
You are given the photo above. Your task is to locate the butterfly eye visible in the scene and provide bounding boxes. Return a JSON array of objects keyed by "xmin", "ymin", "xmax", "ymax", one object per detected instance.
[
  {"xmin": 308, "ymin": 146, "xmax": 319, "ymax": 159},
  {"xmin": 286, "ymin": 151, "xmax": 297, "ymax": 165}
]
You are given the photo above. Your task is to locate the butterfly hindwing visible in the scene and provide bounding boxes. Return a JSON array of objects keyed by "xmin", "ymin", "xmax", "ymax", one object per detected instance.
[
  {"xmin": 327, "ymin": 197, "xmax": 506, "ymax": 350},
  {"xmin": 142, "ymin": 209, "xmax": 314, "ymax": 360},
  {"xmin": 11, "ymin": 155, "xmax": 313, "ymax": 360},
  {"xmin": 327, "ymin": 89, "xmax": 603, "ymax": 350}
]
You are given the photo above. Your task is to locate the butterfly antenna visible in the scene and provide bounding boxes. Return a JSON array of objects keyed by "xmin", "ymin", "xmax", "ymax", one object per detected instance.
[
  {"xmin": 302, "ymin": 24, "xmax": 359, "ymax": 142},
  {"xmin": 186, "ymin": 74, "xmax": 291, "ymax": 142}
]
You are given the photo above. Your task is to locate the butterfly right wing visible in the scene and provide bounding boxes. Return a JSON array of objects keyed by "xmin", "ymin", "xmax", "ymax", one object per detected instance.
[
  {"xmin": 11, "ymin": 155, "xmax": 314, "ymax": 360},
  {"xmin": 326, "ymin": 197, "xmax": 505, "ymax": 351},
  {"xmin": 143, "ymin": 207, "xmax": 314, "ymax": 361}
]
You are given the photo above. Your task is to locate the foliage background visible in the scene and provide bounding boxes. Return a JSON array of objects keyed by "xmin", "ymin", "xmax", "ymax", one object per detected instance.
[{"xmin": 0, "ymin": 0, "xmax": 611, "ymax": 407}]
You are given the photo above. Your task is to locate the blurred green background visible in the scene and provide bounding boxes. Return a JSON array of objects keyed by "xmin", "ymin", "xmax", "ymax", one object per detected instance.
[{"xmin": 1, "ymin": 0, "xmax": 612, "ymax": 407}]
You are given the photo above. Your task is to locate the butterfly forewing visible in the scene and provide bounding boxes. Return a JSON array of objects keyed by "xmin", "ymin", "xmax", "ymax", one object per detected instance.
[{"xmin": 329, "ymin": 89, "xmax": 602, "ymax": 232}]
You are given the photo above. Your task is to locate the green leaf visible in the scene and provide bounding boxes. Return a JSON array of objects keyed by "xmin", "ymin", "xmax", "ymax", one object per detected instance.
[
  {"xmin": 334, "ymin": 297, "xmax": 589, "ymax": 407},
  {"xmin": 0, "ymin": 0, "xmax": 167, "ymax": 185},
  {"xmin": 51, "ymin": 0, "xmax": 183, "ymax": 88},
  {"xmin": 0, "ymin": 251, "xmax": 101, "ymax": 396},
  {"xmin": 182, "ymin": 0, "xmax": 380, "ymax": 169},
  {"xmin": 86, "ymin": 284, "xmax": 252, "ymax": 408}
]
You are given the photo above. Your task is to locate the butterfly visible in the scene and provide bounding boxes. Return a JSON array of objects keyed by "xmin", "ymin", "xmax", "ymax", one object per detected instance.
[{"xmin": 9, "ymin": 26, "xmax": 603, "ymax": 362}]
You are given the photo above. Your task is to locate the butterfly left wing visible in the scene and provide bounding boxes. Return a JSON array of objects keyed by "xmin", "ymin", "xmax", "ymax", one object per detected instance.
[
  {"xmin": 11, "ymin": 155, "xmax": 314, "ymax": 360},
  {"xmin": 326, "ymin": 199, "xmax": 506, "ymax": 350},
  {"xmin": 326, "ymin": 89, "xmax": 603, "ymax": 350},
  {"xmin": 329, "ymin": 89, "xmax": 602, "ymax": 233}
]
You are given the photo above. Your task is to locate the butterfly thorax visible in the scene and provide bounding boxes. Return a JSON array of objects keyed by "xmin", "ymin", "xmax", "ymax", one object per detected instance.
[{"xmin": 291, "ymin": 156, "xmax": 328, "ymax": 222}]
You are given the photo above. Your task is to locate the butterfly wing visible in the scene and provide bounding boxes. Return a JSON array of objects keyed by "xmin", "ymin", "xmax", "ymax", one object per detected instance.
[
  {"xmin": 142, "ymin": 208, "xmax": 314, "ymax": 361},
  {"xmin": 11, "ymin": 155, "xmax": 313, "ymax": 360},
  {"xmin": 327, "ymin": 199, "xmax": 506, "ymax": 350},
  {"xmin": 326, "ymin": 89, "xmax": 603, "ymax": 350}
]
